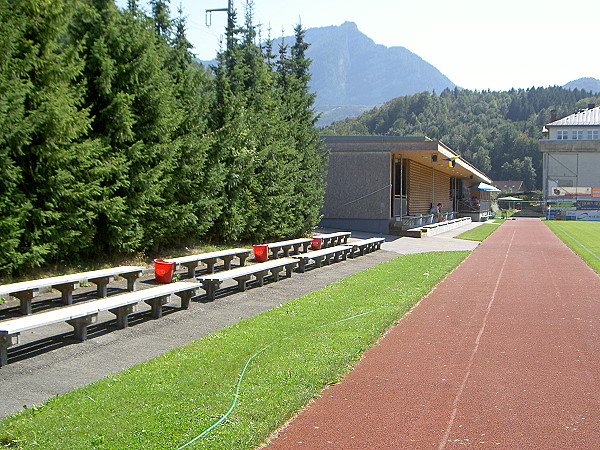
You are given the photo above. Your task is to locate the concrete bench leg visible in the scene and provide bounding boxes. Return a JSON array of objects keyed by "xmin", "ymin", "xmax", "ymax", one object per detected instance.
[
  {"xmin": 176, "ymin": 290, "xmax": 197, "ymax": 310},
  {"xmin": 203, "ymin": 258, "xmax": 217, "ymax": 274},
  {"xmin": 54, "ymin": 282, "xmax": 78, "ymax": 305},
  {"xmin": 292, "ymin": 244, "xmax": 301, "ymax": 255},
  {"xmin": 302, "ymin": 243, "xmax": 310, "ymax": 252},
  {"xmin": 238, "ymin": 254, "xmax": 248, "ymax": 266},
  {"xmin": 254, "ymin": 271, "xmax": 269, "ymax": 287},
  {"xmin": 341, "ymin": 250, "xmax": 349, "ymax": 261},
  {"xmin": 122, "ymin": 272, "xmax": 142, "ymax": 290},
  {"xmin": 202, "ymin": 280, "xmax": 221, "ymax": 301},
  {"xmin": 13, "ymin": 291, "xmax": 37, "ymax": 316},
  {"xmin": 67, "ymin": 314, "xmax": 98, "ymax": 341},
  {"xmin": 89, "ymin": 276, "xmax": 112, "ymax": 297},
  {"xmin": 110, "ymin": 305, "xmax": 137, "ymax": 329},
  {"xmin": 281, "ymin": 245, "xmax": 292, "ymax": 257},
  {"xmin": 233, "ymin": 275, "xmax": 252, "ymax": 291},
  {"xmin": 0, "ymin": 334, "xmax": 20, "ymax": 367},
  {"xmin": 270, "ymin": 268, "xmax": 283, "ymax": 282},
  {"xmin": 297, "ymin": 259, "xmax": 307, "ymax": 273},
  {"xmin": 145, "ymin": 295, "xmax": 170, "ymax": 319},
  {"xmin": 221, "ymin": 256, "xmax": 235, "ymax": 270},
  {"xmin": 285, "ymin": 264, "xmax": 296, "ymax": 277},
  {"xmin": 314, "ymin": 256, "xmax": 325, "ymax": 268},
  {"xmin": 182, "ymin": 262, "xmax": 199, "ymax": 278}
]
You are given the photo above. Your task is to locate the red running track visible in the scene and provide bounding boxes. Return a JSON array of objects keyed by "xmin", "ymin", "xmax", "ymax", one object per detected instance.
[{"xmin": 264, "ymin": 218, "xmax": 600, "ymax": 449}]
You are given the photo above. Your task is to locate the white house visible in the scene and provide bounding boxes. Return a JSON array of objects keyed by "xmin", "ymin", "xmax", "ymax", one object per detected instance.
[{"xmin": 540, "ymin": 105, "xmax": 600, "ymax": 220}]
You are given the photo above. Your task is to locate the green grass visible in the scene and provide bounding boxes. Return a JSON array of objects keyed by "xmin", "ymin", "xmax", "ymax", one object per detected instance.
[
  {"xmin": 454, "ymin": 223, "xmax": 501, "ymax": 242},
  {"xmin": 545, "ymin": 221, "xmax": 600, "ymax": 273},
  {"xmin": 0, "ymin": 251, "xmax": 469, "ymax": 449}
]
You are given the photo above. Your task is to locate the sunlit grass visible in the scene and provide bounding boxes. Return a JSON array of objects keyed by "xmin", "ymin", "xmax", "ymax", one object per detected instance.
[
  {"xmin": 454, "ymin": 223, "xmax": 501, "ymax": 242},
  {"xmin": 0, "ymin": 251, "xmax": 469, "ymax": 449},
  {"xmin": 545, "ymin": 221, "xmax": 600, "ymax": 273}
]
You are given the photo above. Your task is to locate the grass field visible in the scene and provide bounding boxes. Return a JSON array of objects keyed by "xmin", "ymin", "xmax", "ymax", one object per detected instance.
[
  {"xmin": 545, "ymin": 221, "xmax": 600, "ymax": 273},
  {"xmin": 0, "ymin": 251, "xmax": 469, "ymax": 449},
  {"xmin": 454, "ymin": 223, "xmax": 501, "ymax": 242}
]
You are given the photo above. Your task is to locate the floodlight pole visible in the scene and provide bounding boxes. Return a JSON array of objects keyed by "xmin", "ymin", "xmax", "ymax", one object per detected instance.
[{"xmin": 206, "ymin": 0, "xmax": 234, "ymax": 50}]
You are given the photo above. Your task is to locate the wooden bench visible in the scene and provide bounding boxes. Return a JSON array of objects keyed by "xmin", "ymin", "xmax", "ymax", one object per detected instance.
[
  {"xmin": 344, "ymin": 237, "xmax": 386, "ymax": 258},
  {"xmin": 313, "ymin": 231, "xmax": 351, "ymax": 248},
  {"xmin": 0, "ymin": 282, "xmax": 199, "ymax": 367},
  {"xmin": 0, "ymin": 266, "xmax": 145, "ymax": 316},
  {"xmin": 292, "ymin": 245, "xmax": 351, "ymax": 273},
  {"xmin": 169, "ymin": 248, "xmax": 252, "ymax": 278},
  {"xmin": 197, "ymin": 259, "xmax": 298, "ymax": 301},
  {"xmin": 264, "ymin": 238, "xmax": 312, "ymax": 259}
]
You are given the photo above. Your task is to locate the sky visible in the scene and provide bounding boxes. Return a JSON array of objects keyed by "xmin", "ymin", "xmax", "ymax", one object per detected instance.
[{"xmin": 121, "ymin": 0, "xmax": 600, "ymax": 92}]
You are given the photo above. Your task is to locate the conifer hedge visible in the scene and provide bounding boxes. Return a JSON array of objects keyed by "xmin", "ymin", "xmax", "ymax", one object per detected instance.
[{"xmin": 0, "ymin": 0, "xmax": 327, "ymax": 276}]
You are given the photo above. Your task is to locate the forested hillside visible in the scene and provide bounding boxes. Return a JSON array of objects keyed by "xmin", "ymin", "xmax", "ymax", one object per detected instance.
[
  {"xmin": 324, "ymin": 87, "xmax": 600, "ymax": 190},
  {"xmin": 0, "ymin": 0, "xmax": 325, "ymax": 276}
]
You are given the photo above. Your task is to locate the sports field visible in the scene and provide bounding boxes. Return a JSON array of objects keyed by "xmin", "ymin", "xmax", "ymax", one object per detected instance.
[{"xmin": 545, "ymin": 220, "xmax": 600, "ymax": 273}]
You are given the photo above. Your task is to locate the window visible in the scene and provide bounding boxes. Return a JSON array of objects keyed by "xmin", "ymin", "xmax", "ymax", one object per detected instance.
[
  {"xmin": 572, "ymin": 130, "xmax": 584, "ymax": 140},
  {"xmin": 588, "ymin": 130, "xmax": 599, "ymax": 140},
  {"xmin": 557, "ymin": 130, "xmax": 568, "ymax": 140}
]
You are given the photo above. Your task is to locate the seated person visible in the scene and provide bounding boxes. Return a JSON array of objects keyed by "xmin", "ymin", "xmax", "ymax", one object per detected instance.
[{"xmin": 430, "ymin": 203, "xmax": 444, "ymax": 222}]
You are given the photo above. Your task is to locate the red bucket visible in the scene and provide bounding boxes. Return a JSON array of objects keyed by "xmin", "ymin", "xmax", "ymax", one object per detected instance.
[
  {"xmin": 154, "ymin": 259, "xmax": 176, "ymax": 283},
  {"xmin": 253, "ymin": 244, "xmax": 269, "ymax": 262},
  {"xmin": 311, "ymin": 237, "xmax": 322, "ymax": 250}
]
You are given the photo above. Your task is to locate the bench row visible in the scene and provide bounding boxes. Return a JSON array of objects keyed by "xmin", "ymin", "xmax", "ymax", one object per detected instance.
[
  {"xmin": 0, "ymin": 233, "xmax": 353, "ymax": 316},
  {"xmin": 0, "ymin": 282, "xmax": 199, "ymax": 367},
  {"xmin": 0, "ymin": 237, "xmax": 383, "ymax": 367},
  {"xmin": 198, "ymin": 238, "xmax": 384, "ymax": 301}
]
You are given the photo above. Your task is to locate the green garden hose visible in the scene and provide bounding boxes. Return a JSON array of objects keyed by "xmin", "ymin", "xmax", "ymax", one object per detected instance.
[{"xmin": 177, "ymin": 308, "xmax": 382, "ymax": 449}]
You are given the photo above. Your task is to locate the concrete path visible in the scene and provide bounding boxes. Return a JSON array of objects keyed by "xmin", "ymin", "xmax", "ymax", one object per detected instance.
[
  {"xmin": 0, "ymin": 222, "xmax": 481, "ymax": 419},
  {"xmin": 264, "ymin": 218, "xmax": 600, "ymax": 449}
]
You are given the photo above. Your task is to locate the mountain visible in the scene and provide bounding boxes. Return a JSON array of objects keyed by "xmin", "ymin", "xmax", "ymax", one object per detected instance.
[
  {"xmin": 277, "ymin": 22, "xmax": 457, "ymax": 125},
  {"xmin": 563, "ymin": 77, "xmax": 600, "ymax": 93},
  {"xmin": 199, "ymin": 22, "xmax": 458, "ymax": 125},
  {"xmin": 299, "ymin": 22, "xmax": 456, "ymax": 104}
]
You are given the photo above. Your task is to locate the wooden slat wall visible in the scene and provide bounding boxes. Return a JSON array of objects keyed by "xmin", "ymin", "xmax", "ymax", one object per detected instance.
[
  {"xmin": 407, "ymin": 160, "xmax": 432, "ymax": 214},
  {"xmin": 434, "ymin": 171, "xmax": 451, "ymax": 211}
]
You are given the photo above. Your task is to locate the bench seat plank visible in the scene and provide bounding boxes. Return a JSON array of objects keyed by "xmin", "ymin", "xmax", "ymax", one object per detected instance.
[
  {"xmin": 0, "ymin": 282, "xmax": 199, "ymax": 367},
  {"xmin": 292, "ymin": 245, "xmax": 351, "ymax": 272},
  {"xmin": 266, "ymin": 238, "xmax": 312, "ymax": 258},
  {"xmin": 313, "ymin": 232, "xmax": 351, "ymax": 248},
  {"xmin": 197, "ymin": 259, "xmax": 298, "ymax": 301},
  {"xmin": 344, "ymin": 237, "xmax": 385, "ymax": 258},
  {"xmin": 169, "ymin": 248, "xmax": 252, "ymax": 277},
  {"xmin": 0, "ymin": 266, "xmax": 145, "ymax": 315}
]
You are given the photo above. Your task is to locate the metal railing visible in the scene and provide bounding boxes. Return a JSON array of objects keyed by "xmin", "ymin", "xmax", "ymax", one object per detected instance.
[
  {"xmin": 458, "ymin": 199, "xmax": 491, "ymax": 212},
  {"xmin": 394, "ymin": 211, "xmax": 457, "ymax": 229}
]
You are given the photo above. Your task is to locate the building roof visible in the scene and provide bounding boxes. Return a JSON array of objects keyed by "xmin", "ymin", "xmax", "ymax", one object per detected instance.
[
  {"xmin": 546, "ymin": 106, "xmax": 600, "ymax": 127},
  {"xmin": 320, "ymin": 135, "xmax": 492, "ymax": 184},
  {"xmin": 493, "ymin": 180, "xmax": 524, "ymax": 192}
]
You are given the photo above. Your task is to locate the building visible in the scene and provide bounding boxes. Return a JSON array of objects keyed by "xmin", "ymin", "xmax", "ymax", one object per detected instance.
[
  {"xmin": 320, "ymin": 136, "xmax": 496, "ymax": 234},
  {"xmin": 540, "ymin": 105, "xmax": 600, "ymax": 220}
]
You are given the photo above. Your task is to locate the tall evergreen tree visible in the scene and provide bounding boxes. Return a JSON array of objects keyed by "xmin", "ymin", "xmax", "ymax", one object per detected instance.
[
  {"xmin": 276, "ymin": 24, "xmax": 328, "ymax": 234},
  {"xmin": 0, "ymin": 0, "xmax": 104, "ymax": 275},
  {"xmin": 149, "ymin": 0, "xmax": 171, "ymax": 40},
  {"xmin": 164, "ymin": 7, "xmax": 221, "ymax": 240},
  {"xmin": 72, "ymin": 0, "xmax": 181, "ymax": 253}
]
